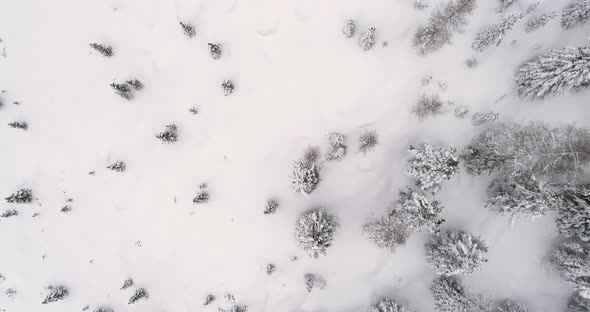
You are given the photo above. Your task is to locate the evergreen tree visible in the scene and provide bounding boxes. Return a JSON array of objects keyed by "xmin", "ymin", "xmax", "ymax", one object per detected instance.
[
  {"xmin": 472, "ymin": 13, "xmax": 523, "ymax": 52},
  {"xmin": 128, "ymin": 288, "xmax": 149, "ymax": 304},
  {"xmin": 525, "ymin": 12, "xmax": 557, "ymax": 32},
  {"xmin": 412, "ymin": 94, "xmax": 443, "ymax": 120},
  {"xmin": 461, "ymin": 122, "xmax": 590, "ymax": 176},
  {"xmin": 89, "ymin": 43, "xmax": 113, "ymax": 57},
  {"xmin": 290, "ymin": 160, "xmax": 320, "ymax": 195},
  {"xmin": 156, "ymin": 124, "xmax": 178, "ymax": 143},
  {"xmin": 110, "ymin": 82, "xmax": 133, "ymax": 100},
  {"xmin": 369, "ymin": 297, "xmax": 408, "ymax": 312},
  {"xmin": 430, "ymin": 275, "xmax": 492, "ymax": 312},
  {"xmin": 363, "ymin": 215, "xmax": 410, "ymax": 252},
  {"xmin": 392, "ymin": 188, "xmax": 445, "ymax": 234},
  {"xmin": 94, "ymin": 306, "xmax": 114, "ymax": 312},
  {"xmin": 497, "ymin": 299, "xmax": 529, "ymax": 312},
  {"xmin": 486, "ymin": 174, "xmax": 559, "ymax": 219},
  {"xmin": 561, "ymin": 0, "xmax": 590, "ymax": 30},
  {"xmin": 1, "ymin": 209, "xmax": 18, "ymax": 218},
  {"xmin": 42, "ymin": 285, "xmax": 69, "ymax": 304},
  {"xmin": 454, "ymin": 105, "xmax": 470, "ymax": 119},
  {"xmin": 295, "ymin": 208, "xmax": 337, "ymax": 258},
  {"xmin": 107, "ymin": 160, "xmax": 126, "ymax": 172},
  {"xmin": 193, "ymin": 183, "xmax": 210, "ymax": 204},
  {"xmin": 425, "ymin": 229, "xmax": 488, "ymax": 275},
  {"xmin": 515, "ymin": 46, "xmax": 590, "ymax": 99},
  {"xmin": 208, "ymin": 43, "xmax": 222, "ymax": 59},
  {"xmin": 359, "ymin": 131, "xmax": 378, "ymax": 153},
  {"xmin": 120, "ymin": 278, "xmax": 133, "ymax": 290},
  {"xmin": 180, "ymin": 22, "xmax": 196, "ymax": 38},
  {"xmin": 304, "ymin": 273, "xmax": 327, "ymax": 292},
  {"xmin": 548, "ymin": 242, "xmax": 590, "ymax": 293},
  {"xmin": 5, "ymin": 188, "xmax": 32, "ymax": 203},
  {"xmin": 203, "ymin": 294, "xmax": 215, "ymax": 305},
  {"xmin": 326, "ymin": 132, "xmax": 347, "ymax": 161},
  {"xmin": 8, "ymin": 121, "xmax": 28, "ymax": 130},
  {"xmin": 498, "ymin": 0, "xmax": 518, "ymax": 12},
  {"xmin": 557, "ymin": 184, "xmax": 590, "ymax": 241},
  {"xmin": 406, "ymin": 144, "xmax": 460, "ymax": 194},
  {"xmin": 471, "ymin": 111, "xmax": 499, "ymax": 126},
  {"xmin": 342, "ymin": 19, "xmax": 356, "ymax": 38},
  {"xmin": 222, "ymin": 80, "xmax": 235, "ymax": 96},
  {"xmin": 264, "ymin": 199, "xmax": 279, "ymax": 215},
  {"xmin": 412, "ymin": 0, "xmax": 477, "ymax": 55},
  {"xmin": 359, "ymin": 27, "xmax": 376, "ymax": 51},
  {"xmin": 566, "ymin": 292, "xmax": 590, "ymax": 312}
]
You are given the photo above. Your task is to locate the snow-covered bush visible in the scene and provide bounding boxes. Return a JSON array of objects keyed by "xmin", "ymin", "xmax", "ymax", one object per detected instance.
[
  {"xmin": 406, "ymin": 144, "xmax": 459, "ymax": 194},
  {"xmin": 295, "ymin": 208, "xmax": 337, "ymax": 258},
  {"xmin": 515, "ymin": 46, "xmax": 590, "ymax": 99},
  {"xmin": 548, "ymin": 242, "xmax": 590, "ymax": 293},
  {"xmin": 42, "ymin": 285, "xmax": 69, "ymax": 304},
  {"xmin": 392, "ymin": 188, "xmax": 445, "ymax": 234},
  {"xmin": 525, "ymin": 12, "xmax": 557, "ymax": 32},
  {"xmin": 94, "ymin": 306, "xmax": 114, "ymax": 312},
  {"xmin": 567, "ymin": 292, "xmax": 590, "ymax": 311},
  {"xmin": 89, "ymin": 43, "xmax": 113, "ymax": 57},
  {"xmin": 264, "ymin": 199, "xmax": 279, "ymax": 215},
  {"xmin": 5, "ymin": 288, "xmax": 16, "ymax": 298},
  {"xmin": 326, "ymin": 132, "xmax": 347, "ymax": 161},
  {"xmin": 110, "ymin": 82, "xmax": 131, "ymax": 100},
  {"xmin": 121, "ymin": 278, "xmax": 133, "ymax": 290},
  {"xmin": 107, "ymin": 160, "xmax": 126, "ymax": 172},
  {"xmin": 497, "ymin": 299, "xmax": 529, "ymax": 312},
  {"xmin": 208, "ymin": 43, "xmax": 222, "ymax": 59},
  {"xmin": 425, "ymin": 229, "xmax": 488, "ymax": 275},
  {"xmin": 222, "ymin": 80, "xmax": 235, "ymax": 96},
  {"xmin": 359, "ymin": 27, "xmax": 376, "ymax": 51},
  {"xmin": 472, "ymin": 13, "xmax": 523, "ymax": 52},
  {"xmin": 471, "ymin": 111, "xmax": 499, "ymax": 126},
  {"xmin": 430, "ymin": 275, "xmax": 492, "ymax": 312},
  {"xmin": 486, "ymin": 174, "xmax": 559, "ymax": 219},
  {"xmin": 303, "ymin": 146, "xmax": 321, "ymax": 164},
  {"xmin": 193, "ymin": 184, "xmax": 210, "ymax": 204},
  {"xmin": 454, "ymin": 105, "xmax": 469, "ymax": 119},
  {"xmin": 557, "ymin": 184, "xmax": 590, "ymax": 241},
  {"xmin": 461, "ymin": 122, "xmax": 590, "ymax": 176},
  {"xmin": 156, "ymin": 124, "xmax": 178, "ymax": 143},
  {"xmin": 219, "ymin": 305, "xmax": 248, "ymax": 312},
  {"xmin": 412, "ymin": 94, "xmax": 443, "ymax": 120},
  {"xmin": 1, "ymin": 209, "xmax": 18, "ymax": 218},
  {"xmin": 359, "ymin": 131, "xmax": 378, "ymax": 153},
  {"xmin": 203, "ymin": 294, "xmax": 215, "ymax": 305},
  {"xmin": 266, "ymin": 263, "xmax": 276, "ymax": 275},
  {"xmin": 498, "ymin": 0, "xmax": 518, "ymax": 12},
  {"xmin": 342, "ymin": 19, "xmax": 356, "ymax": 38},
  {"xmin": 128, "ymin": 288, "xmax": 149, "ymax": 304},
  {"xmin": 8, "ymin": 121, "xmax": 27, "ymax": 130},
  {"xmin": 290, "ymin": 160, "xmax": 320, "ymax": 195},
  {"xmin": 5, "ymin": 188, "xmax": 32, "ymax": 203},
  {"xmin": 413, "ymin": 0, "xmax": 477, "ymax": 55},
  {"xmin": 369, "ymin": 297, "xmax": 408, "ymax": 312},
  {"xmin": 363, "ymin": 216, "xmax": 410, "ymax": 252},
  {"xmin": 180, "ymin": 22, "xmax": 196, "ymax": 38},
  {"xmin": 561, "ymin": 0, "xmax": 590, "ymax": 29},
  {"xmin": 304, "ymin": 273, "xmax": 327, "ymax": 292}
]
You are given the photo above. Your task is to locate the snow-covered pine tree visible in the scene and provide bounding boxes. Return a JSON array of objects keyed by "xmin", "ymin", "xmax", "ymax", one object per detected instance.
[
  {"xmin": 525, "ymin": 11, "xmax": 557, "ymax": 32},
  {"xmin": 471, "ymin": 111, "xmax": 499, "ymax": 126},
  {"xmin": 567, "ymin": 292, "xmax": 590, "ymax": 311},
  {"xmin": 369, "ymin": 297, "xmax": 408, "ymax": 312},
  {"xmin": 126, "ymin": 79, "xmax": 143, "ymax": 91},
  {"xmin": 497, "ymin": 299, "xmax": 529, "ymax": 312},
  {"xmin": 414, "ymin": 0, "xmax": 429, "ymax": 10},
  {"xmin": 406, "ymin": 144, "xmax": 460, "ymax": 194},
  {"xmin": 193, "ymin": 183, "xmax": 210, "ymax": 204},
  {"xmin": 42, "ymin": 285, "xmax": 69, "ymax": 304},
  {"xmin": 526, "ymin": 2, "xmax": 540, "ymax": 14},
  {"xmin": 221, "ymin": 80, "xmax": 234, "ymax": 96},
  {"xmin": 128, "ymin": 288, "xmax": 149, "ymax": 304},
  {"xmin": 8, "ymin": 121, "xmax": 27, "ymax": 130},
  {"xmin": 342, "ymin": 19, "xmax": 356, "ymax": 38},
  {"xmin": 358, "ymin": 27, "xmax": 376, "ymax": 51},
  {"xmin": 472, "ymin": 13, "xmax": 523, "ymax": 52},
  {"xmin": 120, "ymin": 278, "xmax": 133, "ymax": 290},
  {"xmin": 412, "ymin": 0, "xmax": 477, "ymax": 55},
  {"xmin": 425, "ymin": 228, "xmax": 488, "ymax": 275},
  {"xmin": 5, "ymin": 188, "xmax": 32, "ymax": 203},
  {"xmin": 94, "ymin": 306, "xmax": 114, "ymax": 312},
  {"xmin": 89, "ymin": 43, "xmax": 113, "ymax": 57},
  {"xmin": 363, "ymin": 215, "xmax": 410, "ymax": 252},
  {"xmin": 180, "ymin": 22, "xmax": 196, "ymax": 38},
  {"xmin": 486, "ymin": 174, "xmax": 559, "ymax": 219},
  {"xmin": 266, "ymin": 263, "xmax": 276, "ymax": 275},
  {"xmin": 1, "ymin": 209, "xmax": 18, "ymax": 218},
  {"xmin": 295, "ymin": 208, "xmax": 337, "ymax": 258},
  {"xmin": 107, "ymin": 160, "xmax": 126, "ymax": 172},
  {"xmin": 412, "ymin": 94, "xmax": 443, "ymax": 120},
  {"xmin": 498, "ymin": 0, "xmax": 517, "ymax": 12},
  {"xmin": 392, "ymin": 188, "xmax": 445, "ymax": 234},
  {"xmin": 156, "ymin": 124, "xmax": 178, "ymax": 143},
  {"xmin": 515, "ymin": 46, "xmax": 590, "ymax": 99},
  {"xmin": 304, "ymin": 273, "xmax": 327, "ymax": 292},
  {"xmin": 203, "ymin": 294, "xmax": 215, "ymax": 305},
  {"xmin": 461, "ymin": 122, "xmax": 590, "ymax": 176},
  {"xmin": 359, "ymin": 131, "xmax": 378, "ymax": 153},
  {"xmin": 548, "ymin": 242, "xmax": 590, "ymax": 293},
  {"xmin": 326, "ymin": 132, "xmax": 347, "ymax": 161},
  {"xmin": 264, "ymin": 199, "xmax": 279, "ymax": 215},
  {"xmin": 430, "ymin": 275, "xmax": 492, "ymax": 312},
  {"xmin": 110, "ymin": 82, "xmax": 133, "ymax": 100},
  {"xmin": 561, "ymin": 0, "xmax": 590, "ymax": 29},
  {"xmin": 557, "ymin": 184, "xmax": 590, "ymax": 241},
  {"xmin": 290, "ymin": 160, "xmax": 320, "ymax": 195},
  {"xmin": 208, "ymin": 43, "xmax": 222, "ymax": 59},
  {"xmin": 454, "ymin": 105, "xmax": 469, "ymax": 118}
]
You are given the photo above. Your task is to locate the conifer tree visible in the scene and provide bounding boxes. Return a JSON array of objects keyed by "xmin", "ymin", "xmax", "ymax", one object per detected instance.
[
  {"xmin": 392, "ymin": 188, "xmax": 445, "ymax": 234},
  {"xmin": 548, "ymin": 242, "xmax": 590, "ymax": 293},
  {"xmin": 425, "ymin": 229, "xmax": 488, "ymax": 275},
  {"xmin": 406, "ymin": 144, "xmax": 460, "ymax": 194},
  {"xmin": 561, "ymin": 0, "xmax": 590, "ymax": 29},
  {"xmin": 472, "ymin": 13, "xmax": 523, "ymax": 52},
  {"xmin": 557, "ymin": 184, "xmax": 590, "ymax": 241},
  {"xmin": 295, "ymin": 208, "xmax": 337, "ymax": 258}
]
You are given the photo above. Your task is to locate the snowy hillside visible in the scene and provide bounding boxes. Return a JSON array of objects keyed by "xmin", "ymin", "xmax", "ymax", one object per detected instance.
[{"xmin": 1, "ymin": 0, "xmax": 590, "ymax": 311}]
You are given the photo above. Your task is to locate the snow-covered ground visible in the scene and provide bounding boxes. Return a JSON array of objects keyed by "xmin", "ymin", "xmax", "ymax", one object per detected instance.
[{"xmin": 0, "ymin": 0, "xmax": 589, "ymax": 311}]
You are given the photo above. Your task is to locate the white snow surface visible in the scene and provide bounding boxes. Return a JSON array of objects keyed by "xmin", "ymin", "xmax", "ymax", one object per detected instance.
[{"xmin": 0, "ymin": 0, "xmax": 589, "ymax": 311}]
